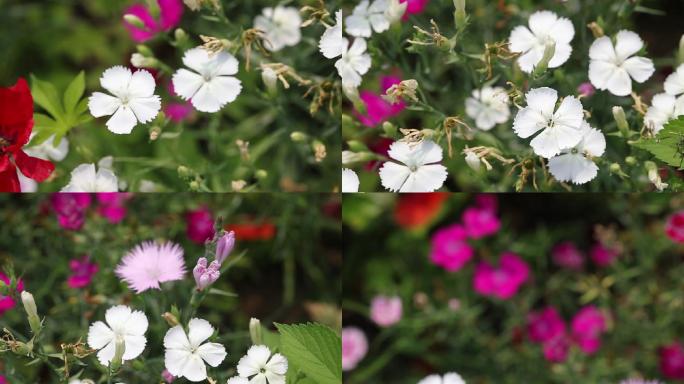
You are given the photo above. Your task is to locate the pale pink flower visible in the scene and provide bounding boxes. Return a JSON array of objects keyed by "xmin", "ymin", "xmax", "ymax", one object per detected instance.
[
  {"xmin": 115, "ymin": 241, "xmax": 187, "ymax": 293},
  {"xmin": 215, "ymin": 230, "xmax": 235, "ymax": 264},
  {"xmin": 342, "ymin": 327, "xmax": 368, "ymax": 371},
  {"xmin": 193, "ymin": 257, "xmax": 220, "ymax": 291},
  {"xmin": 577, "ymin": 82, "xmax": 595, "ymax": 98},
  {"xmin": 370, "ymin": 295, "xmax": 402, "ymax": 327},
  {"xmin": 447, "ymin": 298, "xmax": 461, "ymax": 312}
]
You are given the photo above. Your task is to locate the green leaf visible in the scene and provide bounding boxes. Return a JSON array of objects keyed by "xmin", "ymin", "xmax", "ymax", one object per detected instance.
[
  {"xmin": 30, "ymin": 74, "xmax": 64, "ymax": 121},
  {"xmin": 276, "ymin": 322, "xmax": 341, "ymax": 384},
  {"xmin": 632, "ymin": 116, "xmax": 684, "ymax": 169},
  {"xmin": 63, "ymin": 71, "xmax": 86, "ymax": 113}
]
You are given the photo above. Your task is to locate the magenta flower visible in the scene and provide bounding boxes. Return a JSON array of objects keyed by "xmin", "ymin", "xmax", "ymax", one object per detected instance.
[
  {"xmin": 665, "ymin": 211, "xmax": 684, "ymax": 243},
  {"xmin": 660, "ymin": 342, "xmax": 684, "ymax": 380},
  {"xmin": 215, "ymin": 230, "xmax": 235, "ymax": 264},
  {"xmin": 164, "ymin": 102, "xmax": 194, "ymax": 123},
  {"xmin": 67, "ymin": 256, "xmax": 99, "ymax": 289},
  {"xmin": 0, "ymin": 272, "xmax": 24, "ymax": 316},
  {"xmin": 590, "ymin": 243, "xmax": 620, "ymax": 267},
  {"xmin": 124, "ymin": 0, "xmax": 184, "ymax": 43},
  {"xmin": 400, "ymin": 0, "xmax": 429, "ymax": 19},
  {"xmin": 577, "ymin": 82, "xmax": 596, "ymax": 98},
  {"xmin": 542, "ymin": 334, "xmax": 570, "ymax": 363},
  {"xmin": 551, "ymin": 241, "xmax": 585, "ymax": 270},
  {"xmin": 370, "ymin": 295, "xmax": 402, "ymax": 327},
  {"xmin": 462, "ymin": 206, "xmax": 501, "ymax": 239},
  {"xmin": 429, "ymin": 224, "xmax": 474, "ymax": 272},
  {"xmin": 162, "ymin": 369, "xmax": 176, "ymax": 383},
  {"xmin": 192, "ymin": 257, "xmax": 220, "ymax": 291},
  {"xmin": 474, "ymin": 194, "xmax": 497, "ymax": 212},
  {"xmin": 473, "ymin": 252, "xmax": 530, "ymax": 299},
  {"xmin": 115, "ymin": 241, "xmax": 187, "ymax": 293},
  {"xmin": 0, "ymin": 374, "xmax": 6, "ymax": 384},
  {"xmin": 342, "ymin": 327, "xmax": 368, "ymax": 371},
  {"xmin": 96, "ymin": 193, "xmax": 132, "ymax": 224},
  {"xmin": 51, "ymin": 193, "xmax": 92, "ymax": 230},
  {"xmin": 354, "ymin": 75, "xmax": 405, "ymax": 127},
  {"xmin": 186, "ymin": 208, "xmax": 215, "ymax": 244},
  {"xmin": 571, "ymin": 306, "xmax": 607, "ymax": 354},
  {"xmin": 527, "ymin": 307, "xmax": 566, "ymax": 344}
]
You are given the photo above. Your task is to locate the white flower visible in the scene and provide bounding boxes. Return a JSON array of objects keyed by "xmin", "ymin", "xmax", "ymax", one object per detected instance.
[
  {"xmin": 465, "ymin": 86, "xmax": 511, "ymax": 130},
  {"xmin": 25, "ymin": 134, "xmax": 69, "ymax": 162},
  {"xmin": 164, "ymin": 318, "xmax": 227, "ymax": 382},
  {"xmin": 226, "ymin": 378, "xmax": 249, "ymax": 384},
  {"xmin": 61, "ymin": 163, "xmax": 118, "ymax": 192},
  {"xmin": 385, "ymin": 0, "xmax": 408, "ymax": 23},
  {"xmin": 342, "ymin": 168, "xmax": 360, "ymax": 192},
  {"xmin": 513, "ymin": 87, "xmax": 584, "ymax": 158},
  {"xmin": 254, "ymin": 6, "xmax": 302, "ymax": 51},
  {"xmin": 89, "ymin": 66, "xmax": 161, "ymax": 134},
  {"xmin": 588, "ymin": 30, "xmax": 655, "ymax": 96},
  {"xmin": 644, "ymin": 93, "xmax": 684, "ymax": 134},
  {"xmin": 379, "ymin": 140, "xmax": 448, "ymax": 192},
  {"xmin": 237, "ymin": 345, "xmax": 288, "ymax": 384},
  {"xmin": 418, "ymin": 372, "xmax": 466, "ymax": 384},
  {"xmin": 665, "ymin": 63, "xmax": 684, "ymax": 99},
  {"xmin": 336, "ymin": 38, "xmax": 372, "ymax": 88},
  {"xmin": 548, "ymin": 122, "xmax": 606, "ymax": 185},
  {"xmin": 508, "ymin": 11, "xmax": 574, "ymax": 73},
  {"xmin": 87, "ymin": 305, "xmax": 148, "ymax": 366},
  {"xmin": 172, "ymin": 47, "xmax": 243, "ymax": 113},
  {"xmin": 320, "ymin": 10, "xmax": 343, "ymax": 59},
  {"xmin": 345, "ymin": 0, "xmax": 390, "ymax": 38}
]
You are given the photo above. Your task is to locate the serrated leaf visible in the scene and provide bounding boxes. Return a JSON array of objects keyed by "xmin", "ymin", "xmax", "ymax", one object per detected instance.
[
  {"xmin": 30, "ymin": 74, "xmax": 64, "ymax": 121},
  {"xmin": 276, "ymin": 322, "xmax": 341, "ymax": 384},
  {"xmin": 632, "ymin": 116, "xmax": 684, "ymax": 169},
  {"xmin": 63, "ymin": 71, "xmax": 86, "ymax": 113}
]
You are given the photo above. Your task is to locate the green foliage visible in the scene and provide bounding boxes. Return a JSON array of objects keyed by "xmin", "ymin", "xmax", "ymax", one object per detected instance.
[
  {"xmin": 276, "ymin": 322, "xmax": 342, "ymax": 384},
  {"xmin": 633, "ymin": 116, "xmax": 684, "ymax": 169}
]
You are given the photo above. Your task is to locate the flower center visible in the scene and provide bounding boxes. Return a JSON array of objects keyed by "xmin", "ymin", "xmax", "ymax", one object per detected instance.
[
  {"xmin": 571, "ymin": 148, "xmax": 579, "ymax": 154},
  {"xmin": 409, "ymin": 165, "xmax": 418, "ymax": 172}
]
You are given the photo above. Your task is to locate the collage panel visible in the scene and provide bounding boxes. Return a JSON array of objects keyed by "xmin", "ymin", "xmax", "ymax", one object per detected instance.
[
  {"xmin": 0, "ymin": 193, "xmax": 341, "ymax": 383},
  {"xmin": 343, "ymin": 193, "xmax": 684, "ymax": 383}
]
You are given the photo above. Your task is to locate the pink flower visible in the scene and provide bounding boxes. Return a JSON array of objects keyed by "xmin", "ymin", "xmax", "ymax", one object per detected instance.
[
  {"xmin": 164, "ymin": 102, "xmax": 194, "ymax": 123},
  {"xmin": 67, "ymin": 256, "xmax": 98, "ymax": 289},
  {"xmin": 577, "ymin": 82, "xmax": 596, "ymax": 98},
  {"xmin": 0, "ymin": 272, "xmax": 24, "ymax": 316},
  {"xmin": 660, "ymin": 342, "xmax": 684, "ymax": 380},
  {"xmin": 462, "ymin": 206, "xmax": 501, "ymax": 239},
  {"xmin": 551, "ymin": 242, "xmax": 585, "ymax": 270},
  {"xmin": 370, "ymin": 295, "xmax": 402, "ymax": 327},
  {"xmin": 342, "ymin": 327, "xmax": 368, "ymax": 371},
  {"xmin": 429, "ymin": 224, "xmax": 474, "ymax": 272},
  {"xmin": 192, "ymin": 257, "xmax": 220, "ymax": 291},
  {"xmin": 400, "ymin": 0, "xmax": 429, "ymax": 19},
  {"xmin": 115, "ymin": 241, "xmax": 187, "ymax": 293},
  {"xmin": 124, "ymin": 0, "xmax": 184, "ymax": 43},
  {"xmin": 619, "ymin": 379, "xmax": 664, "ymax": 384},
  {"xmin": 527, "ymin": 307, "xmax": 566, "ymax": 344},
  {"xmin": 665, "ymin": 211, "xmax": 684, "ymax": 243},
  {"xmin": 51, "ymin": 193, "xmax": 92, "ymax": 230},
  {"xmin": 96, "ymin": 193, "xmax": 132, "ymax": 223},
  {"xmin": 542, "ymin": 334, "xmax": 570, "ymax": 363},
  {"xmin": 186, "ymin": 208, "xmax": 215, "ymax": 244},
  {"xmin": 570, "ymin": 306, "xmax": 607, "ymax": 354},
  {"xmin": 0, "ymin": 374, "xmax": 6, "ymax": 384},
  {"xmin": 162, "ymin": 369, "xmax": 176, "ymax": 383},
  {"xmin": 474, "ymin": 194, "xmax": 497, "ymax": 212},
  {"xmin": 215, "ymin": 230, "xmax": 235, "ymax": 264},
  {"xmin": 590, "ymin": 243, "xmax": 620, "ymax": 267},
  {"xmin": 447, "ymin": 298, "xmax": 461, "ymax": 312},
  {"xmin": 473, "ymin": 252, "xmax": 530, "ymax": 299},
  {"xmin": 354, "ymin": 76, "xmax": 405, "ymax": 127}
]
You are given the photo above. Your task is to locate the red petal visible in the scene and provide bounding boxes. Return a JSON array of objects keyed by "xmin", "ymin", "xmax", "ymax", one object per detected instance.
[
  {"xmin": 14, "ymin": 150, "xmax": 54, "ymax": 182},
  {"xmin": 0, "ymin": 162, "xmax": 20, "ymax": 192},
  {"xmin": 0, "ymin": 78, "xmax": 33, "ymax": 127}
]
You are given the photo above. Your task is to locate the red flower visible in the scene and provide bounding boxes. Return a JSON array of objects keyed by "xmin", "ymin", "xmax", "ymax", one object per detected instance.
[
  {"xmin": 225, "ymin": 221, "xmax": 276, "ymax": 241},
  {"xmin": 394, "ymin": 193, "xmax": 448, "ymax": 229},
  {"xmin": 0, "ymin": 78, "xmax": 54, "ymax": 191}
]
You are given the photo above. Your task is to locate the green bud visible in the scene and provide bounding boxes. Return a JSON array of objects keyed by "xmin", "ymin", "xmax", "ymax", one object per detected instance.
[
  {"xmin": 189, "ymin": 180, "xmax": 201, "ymax": 191},
  {"xmin": 678, "ymin": 34, "xmax": 684, "ymax": 65},
  {"xmin": 644, "ymin": 160, "xmax": 658, "ymax": 172},
  {"xmin": 453, "ymin": 0, "xmax": 467, "ymax": 29},
  {"xmin": 177, "ymin": 165, "xmax": 191, "ymax": 179},
  {"xmin": 532, "ymin": 40, "xmax": 555, "ymax": 77},
  {"xmin": 249, "ymin": 318, "xmax": 263, "ymax": 345},
  {"xmin": 110, "ymin": 336, "xmax": 125, "ymax": 371},
  {"xmin": 625, "ymin": 156, "xmax": 637, "ymax": 166},
  {"xmin": 382, "ymin": 121, "xmax": 397, "ymax": 137},
  {"xmin": 255, "ymin": 169, "xmax": 268, "ymax": 180},
  {"xmin": 21, "ymin": 292, "xmax": 41, "ymax": 337},
  {"xmin": 136, "ymin": 45, "xmax": 154, "ymax": 57},
  {"xmin": 347, "ymin": 140, "xmax": 369, "ymax": 153},
  {"xmin": 290, "ymin": 132, "xmax": 309, "ymax": 142},
  {"xmin": 609, "ymin": 163, "xmax": 622, "ymax": 173},
  {"xmin": 174, "ymin": 29, "xmax": 188, "ymax": 44},
  {"xmin": 612, "ymin": 106, "xmax": 630, "ymax": 138},
  {"xmin": 149, "ymin": 126, "xmax": 161, "ymax": 141},
  {"xmin": 123, "ymin": 14, "xmax": 147, "ymax": 30}
]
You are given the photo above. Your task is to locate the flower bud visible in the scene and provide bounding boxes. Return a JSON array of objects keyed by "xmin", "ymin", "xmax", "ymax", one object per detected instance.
[
  {"xmin": 110, "ymin": 335, "xmax": 126, "ymax": 371},
  {"xmin": 382, "ymin": 121, "xmax": 397, "ymax": 137},
  {"xmin": 193, "ymin": 257, "xmax": 220, "ymax": 291},
  {"xmin": 612, "ymin": 106, "xmax": 630, "ymax": 138},
  {"xmin": 21, "ymin": 291, "xmax": 41, "ymax": 336},
  {"xmin": 532, "ymin": 40, "xmax": 556, "ymax": 77},
  {"xmin": 215, "ymin": 230, "xmax": 235, "ymax": 264},
  {"xmin": 261, "ymin": 67, "xmax": 278, "ymax": 96},
  {"xmin": 587, "ymin": 22, "xmax": 604, "ymax": 38},
  {"xmin": 162, "ymin": 312, "xmax": 180, "ymax": 327},
  {"xmin": 149, "ymin": 126, "xmax": 161, "ymax": 141},
  {"xmin": 453, "ymin": 0, "xmax": 467, "ymax": 29},
  {"xmin": 347, "ymin": 140, "xmax": 369, "ymax": 153},
  {"xmin": 625, "ymin": 156, "xmax": 637, "ymax": 166},
  {"xmin": 386, "ymin": 0, "xmax": 408, "ymax": 23},
  {"xmin": 131, "ymin": 53, "xmax": 158, "ymax": 69},
  {"xmin": 249, "ymin": 318, "xmax": 263, "ymax": 345},
  {"xmin": 290, "ymin": 132, "xmax": 309, "ymax": 142},
  {"xmin": 136, "ymin": 45, "xmax": 154, "ymax": 57},
  {"xmin": 464, "ymin": 151, "xmax": 481, "ymax": 171},
  {"xmin": 645, "ymin": 161, "xmax": 668, "ymax": 191},
  {"xmin": 123, "ymin": 14, "xmax": 147, "ymax": 30},
  {"xmin": 174, "ymin": 28, "xmax": 188, "ymax": 45},
  {"xmin": 609, "ymin": 163, "xmax": 621, "ymax": 173},
  {"xmin": 678, "ymin": 34, "xmax": 684, "ymax": 65}
]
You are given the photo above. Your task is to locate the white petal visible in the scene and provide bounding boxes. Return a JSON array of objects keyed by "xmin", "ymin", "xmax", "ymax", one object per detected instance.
[
  {"xmin": 96, "ymin": 340, "xmax": 116, "ymax": 365},
  {"xmin": 164, "ymin": 325, "xmax": 191, "ymax": 350},
  {"xmin": 122, "ymin": 334, "xmax": 147, "ymax": 361},
  {"xmin": 129, "ymin": 96, "xmax": 161, "ymax": 124},
  {"xmin": 165, "ymin": 348, "xmax": 192, "ymax": 377},
  {"xmin": 410, "ymin": 140, "xmax": 444, "ymax": 166},
  {"xmin": 399, "ymin": 164, "xmax": 447, "ymax": 192},
  {"xmin": 622, "ymin": 56, "xmax": 655, "ymax": 83},
  {"xmin": 265, "ymin": 353, "xmax": 288, "ymax": 375},
  {"xmin": 589, "ymin": 60, "xmax": 618, "ymax": 90},
  {"xmin": 386, "ymin": 141, "xmax": 412, "ymax": 164},
  {"xmin": 213, "ymin": 52, "xmax": 240, "ymax": 76},
  {"xmin": 553, "ymin": 96, "xmax": 584, "ymax": 131},
  {"xmin": 589, "ymin": 36, "xmax": 617, "ymax": 62},
  {"xmin": 128, "ymin": 70, "xmax": 156, "ymax": 98},
  {"xmin": 336, "ymin": 60, "xmax": 362, "ymax": 88},
  {"xmin": 379, "ymin": 162, "xmax": 411, "ymax": 192},
  {"xmin": 417, "ymin": 375, "xmax": 443, "ymax": 384},
  {"xmin": 517, "ymin": 47, "xmax": 543, "ymax": 73},
  {"xmin": 513, "ymin": 107, "xmax": 546, "ymax": 139},
  {"xmin": 88, "ymin": 321, "xmax": 114, "ymax": 350},
  {"xmin": 190, "ymin": 84, "xmax": 222, "ymax": 113},
  {"xmin": 251, "ymin": 375, "xmax": 268, "ymax": 384},
  {"xmin": 615, "ymin": 30, "xmax": 644, "ymax": 61},
  {"xmin": 100, "ymin": 66, "xmax": 133, "ymax": 97},
  {"xmin": 527, "ymin": 87, "xmax": 558, "ymax": 117},
  {"xmin": 342, "ymin": 168, "xmax": 360, "ymax": 193},
  {"xmin": 105, "ymin": 305, "xmax": 132, "ymax": 330},
  {"xmin": 548, "ymin": 43, "xmax": 572, "ymax": 68},
  {"xmin": 345, "ymin": 14, "xmax": 371, "ymax": 38},
  {"xmin": 443, "ymin": 372, "xmax": 467, "ymax": 384},
  {"xmin": 172, "ymin": 69, "xmax": 204, "ymax": 101},
  {"xmin": 528, "ymin": 11, "xmax": 559, "ymax": 37},
  {"xmin": 197, "ymin": 342, "xmax": 227, "ymax": 367},
  {"xmin": 182, "ymin": 48, "xmax": 213, "ymax": 77},
  {"xmin": 369, "ymin": 14, "xmax": 390, "ymax": 33},
  {"xmin": 89, "ymin": 92, "xmax": 121, "ymax": 118},
  {"xmin": 548, "ymin": 153, "xmax": 598, "ymax": 184},
  {"xmin": 320, "ymin": 21, "xmax": 343, "ymax": 59},
  {"xmin": 94, "ymin": 168, "xmax": 119, "ymax": 192},
  {"xmin": 181, "ymin": 354, "xmax": 207, "ymax": 382},
  {"xmin": 206, "ymin": 76, "xmax": 242, "ymax": 107},
  {"xmin": 226, "ymin": 377, "xmax": 250, "ymax": 384},
  {"xmin": 238, "ymin": 345, "xmax": 271, "ymax": 377},
  {"xmin": 106, "ymin": 106, "xmax": 138, "ymax": 134},
  {"xmin": 125, "ymin": 310, "xmax": 149, "ymax": 336},
  {"xmin": 547, "ymin": 17, "xmax": 575, "ymax": 45},
  {"xmin": 265, "ymin": 372, "xmax": 286, "ymax": 384},
  {"xmin": 578, "ymin": 124, "xmax": 606, "ymax": 157},
  {"xmin": 665, "ymin": 64, "xmax": 684, "ymax": 96},
  {"xmin": 188, "ymin": 318, "xmax": 215, "ymax": 348},
  {"xmin": 605, "ymin": 67, "xmax": 633, "ymax": 96},
  {"xmin": 508, "ymin": 26, "xmax": 535, "ymax": 53},
  {"xmin": 61, "ymin": 164, "xmax": 97, "ymax": 192}
]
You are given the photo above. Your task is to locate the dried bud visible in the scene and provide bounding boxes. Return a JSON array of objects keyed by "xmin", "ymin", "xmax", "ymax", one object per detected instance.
[
  {"xmin": 162, "ymin": 312, "xmax": 180, "ymax": 327},
  {"xmin": 231, "ymin": 180, "xmax": 247, "ymax": 192}
]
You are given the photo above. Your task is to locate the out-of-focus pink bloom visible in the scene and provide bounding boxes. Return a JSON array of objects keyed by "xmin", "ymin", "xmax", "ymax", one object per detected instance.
[
  {"xmin": 192, "ymin": 257, "xmax": 220, "ymax": 291},
  {"xmin": 619, "ymin": 379, "xmax": 664, "ymax": 384},
  {"xmin": 474, "ymin": 194, "xmax": 497, "ymax": 212},
  {"xmin": 370, "ymin": 295, "xmax": 402, "ymax": 327},
  {"xmin": 542, "ymin": 334, "xmax": 570, "ymax": 363},
  {"xmin": 590, "ymin": 243, "xmax": 620, "ymax": 267},
  {"xmin": 164, "ymin": 102, "xmax": 194, "ymax": 123},
  {"xmin": 215, "ymin": 230, "xmax": 235, "ymax": 265},
  {"xmin": 665, "ymin": 211, "xmax": 684, "ymax": 243},
  {"xmin": 429, "ymin": 224, "xmax": 474, "ymax": 272},
  {"xmin": 67, "ymin": 256, "xmax": 98, "ymax": 289},
  {"xmin": 473, "ymin": 252, "xmax": 530, "ymax": 299},
  {"xmin": 124, "ymin": 0, "xmax": 184, "ymax": 42},
  {"xmin": 354, "ymin": 76, "xmax": 405, "ymax": 127},
  {"xmin": 0, "ymin": 272, "xmax": 24, "ymax": 315},
  {"xmin": 400, "ymin": 0, "xmax": 429, "ymax": 19},
  {"xmin": 115, "ymin": 241, "xmax": 187, "ymax": 293},
  {"xmin": 0, "ymin": 374, "xmax": 6, "ymax": 384},
  {"xmin": 342, "ymin": 327, "xmax": 368, "ymax": 371},
  {"xmin": 571, "ymin": 306, "xmax": 607, "ymax": 354},
  {"xmin": 527, "ymin": 307, "xmax": 566, "ymax": 344},
  {"xmin": 364, "ymin": 138, "xmax": 393, "ymax": 171},
  {"xmin": 447, "ymin": 298, "xmax": 461, "ymax": 312},
  {"xmin": 96, "ymin": 193, "xmax": 132, "ymax": 224},
  {"xmin": 551, "ymin": 241, "xmax": 585, "ymax": 270},
  {"xmin": 577, "ymin": 82, "xmax": 595, "ymax": 98},
  {"xmin": 660, "ymin": 342, "xmax": 684, "ymax": 380},
  {"xmin": 186, "ymin": 208, "xmax": 215, "ymax": 244},
  {"xmin": 51, "ymin": 193, "xmax": 92, "ymax": 230},
  {"xmin": 162, "ymin": 369, "xmax": 175, "ymax": 383},
  {"xmin": 462, "ymin": 206, "xmax": 501, "ymax": 239}
]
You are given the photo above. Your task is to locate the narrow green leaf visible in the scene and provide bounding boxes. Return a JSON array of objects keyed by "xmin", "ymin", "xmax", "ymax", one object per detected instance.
[
  {"xmin": 30, "ymin": 74, "xmax": 64, "ymax": 121},
  {"xmin": 63, "ymin": 71, "xmax": 86, "ymax": 113},
  {"xmin": 276, "ymin": 322, "xmax": 341, "ymax": 384}
]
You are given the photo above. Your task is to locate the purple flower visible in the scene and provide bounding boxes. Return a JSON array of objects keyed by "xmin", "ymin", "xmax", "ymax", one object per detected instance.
[
  {"xmin": 429, "ymin": 224, "xmax": 474, "ymax": 272},
  {"xmin": 124, "ymin": 0, "xmax": 184, "ymax": 43},
  {"xmin": 193, "ymin": 257, "xmax": 220, "ymax": 291},
  {"xmin": 551, "ymin": 241, "xmax": 585, "ymax": 270},
  {"xmin": 51, "ymin": 193, "xmax": 91, "ymax": 230},
  {"xmin": 473, "ymin": 252, "xmax": 530, "ymax": 299},
  {"xmin": 215, "ymin": 230, "xmax": 235, "ymax": 264},
  {"xmin": 115, "ymin": 241, "xmax": 187, "ymax": 293},
  {"xmin": 370, "ymin": 295, "xmax": 402, "ymax": 327},
  {"xmin": 67, "ymin": 256, "xmax": 98, "ymax": 289}
]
